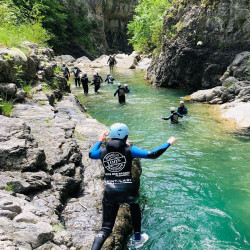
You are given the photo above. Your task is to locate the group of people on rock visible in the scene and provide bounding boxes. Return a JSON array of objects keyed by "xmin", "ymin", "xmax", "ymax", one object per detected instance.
[{"xmin": 161, "ymin": 101, "xmax": 188, "ymax": 124}]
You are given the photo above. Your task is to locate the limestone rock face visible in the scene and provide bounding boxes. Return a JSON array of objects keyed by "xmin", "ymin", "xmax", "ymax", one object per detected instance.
[
  {"xmin": 71, "ymin": 0, "xmax": 138, "ymax": 55},
  {"xmin": 0, "ymin": 115, "xmax": 46, "ymax": 172},
  {"xmin": 147, "ymin": 0, "xmax": 250, "ymax": 90},
  {"xmin": 190, "ymin": 51, "xmax": 250, "ymax": 129},
  {"xmin": 0, "ymin": 42, "xmax": 57, "ymax": 87}
]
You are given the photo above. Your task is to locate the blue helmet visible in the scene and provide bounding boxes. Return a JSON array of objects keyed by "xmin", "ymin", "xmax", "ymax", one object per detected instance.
[{"xmin": 110, "ymin": 123, "xmax": 129, "ymax": 139}]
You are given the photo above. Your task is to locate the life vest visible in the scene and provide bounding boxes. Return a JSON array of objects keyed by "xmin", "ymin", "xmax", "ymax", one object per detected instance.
[
  {"xmin": 108, "ymin": 76, "xmax": 114, "ymax": 82},
  {"xmin": 94, "ymin": 76, "xmax": 101, "ymax": 84},
  {"xmin": 118, "ymin": 87, "xmax": 125, "ymax": 97},
  {"xmin": 171, "ymin": 112, "xmax": 179, "ymax": 123},
  {"xmin": 100, "ymin": 140, "xmax": 133, "ymax": 184}
]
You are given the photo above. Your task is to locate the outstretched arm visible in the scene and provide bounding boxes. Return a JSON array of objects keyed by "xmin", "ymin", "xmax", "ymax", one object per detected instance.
[
  {"xmin": 161, "ymin": 115, "xmax": 171, "ymax": 120},
  {"xmin": 89, "ymin": 132, "xmax": 107, "ymax": 159},
  {"xmin": 131, "ymin": 137, "xmax": 178, "ymax": 159}
]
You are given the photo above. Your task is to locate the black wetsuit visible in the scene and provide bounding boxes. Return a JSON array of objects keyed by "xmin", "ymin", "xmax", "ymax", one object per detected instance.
[
  {"xmin": 89, "ymin": 139, "xmax": 171, "ymax": 250},
  {"xmin": 81, "ymin": 76, "xmax": 89, "ymax": 94},
  {"xmin": 177, "ymin": 106, "xmax": 188, "ymax": 115},
  {"xmin": 107, "ymin": 56, "xmax": 117, "ymax": 70},
  {"xmin": 162, "ymin": 112, "xmax": 183, "ymax": 124},
  {"xmin": 92, "ymin": 76, "xmax": 103, "ymax": 93},
  {"xmin": 114, "ymin": 87, "xmax": 126, "ymax": 103},
  {"xmin": 61, "ymin": 66, "xmax": 70, "ymax": 80},
  {"xmin": 73, "ymin": 68, "xmax": 81, "ymax": 87}
]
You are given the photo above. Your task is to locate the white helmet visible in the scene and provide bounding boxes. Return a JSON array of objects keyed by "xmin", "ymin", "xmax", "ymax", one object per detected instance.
[
  {"xmin": 180, "ymin": 101, "xmax": 184, "ymax": 104},
  {"xmin": 170, "ymin": 107, "xmax": 175, "ymax": 112},
  {"xmin": 94, "ymin": 72, "xmax": 98, "ymax": 76},
  {"xmin": 110, "ymin": 123, "xmax": 129, "ymax": 140},
  {"xmin": 117, "ymin": 83, "xmax": 121, "ymax": 87},
  {"xmin": 124, "ymin": 84, "xmax": 128, "ymax": 87},
  {"xmin": 83, "ymin": 72, "xmax": 87, "ymax": 76},
  {"xmin": 107, "ymin": 72, "xmax": 110, "ymax": 76}
]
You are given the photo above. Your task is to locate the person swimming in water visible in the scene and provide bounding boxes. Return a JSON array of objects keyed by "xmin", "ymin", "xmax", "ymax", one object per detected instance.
[
  {"xmin": 177, "ymin": 101, "xmax": 188, "ymax": 115},
  {"xmin": 89, "ymin": 123, "xmax": 178, "ymax": 250},
  {"xmin": 161, "ymin": 107, "xmax": 183, "ymax": 124},
  {"xmin": 114, "ymin": 83, "xmax": 126, "ymax": 103},
  {"xmin": 105, "ymin": 73, "xmax": 115, "ymax": 84}
]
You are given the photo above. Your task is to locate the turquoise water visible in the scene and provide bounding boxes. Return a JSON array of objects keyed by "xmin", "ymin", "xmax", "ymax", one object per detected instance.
[{"xmin": 72, "ymin": 69, "xmax": 250, "ymax": 249}]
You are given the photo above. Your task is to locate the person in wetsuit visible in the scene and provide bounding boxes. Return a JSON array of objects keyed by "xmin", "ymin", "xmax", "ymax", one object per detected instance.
[
  {"xmin": 105, "ymin": 73, "xmax": 115, "ymax": 84},
  {"xmin": 73, "ymin": 66, "xmax": 82, "ymax": 87},
  {"xmin": 107, "ymin": 54, "xmax": 117, "ymax": 71},
  {"xmin": 124, "ymin": 84, "xmax": 130, "ymax": 94},
  {"xmin": 89, "ymin": 123, "xmax": 178, "ymax": 250},
  {"xmin": 91, "ymin": 72, "xmax": 103, "ymax": 93},
  {"xmin": 177, "ymin": 101, "xmax": 188, "ymax": 115},
  {"xmin": 61, "ymin": 63, "xmax": 70, "ymax": 81},
  {"xmin": 81, "ymin": 72, "xmax": 90, "ymax": 94},
  {"xmin": 161, "ymin": 107, "xmax": 183, "ymax": 124},
  {"xmin": 114, "ymin": 83, "xmax": 126, "ymax": 103}
]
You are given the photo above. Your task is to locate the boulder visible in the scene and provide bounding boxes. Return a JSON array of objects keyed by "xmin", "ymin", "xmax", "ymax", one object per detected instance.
[
  {"xmin": 60, "ymin": 55, "xmax": 76, "ymax": 64},
  {"xmin": 0, "ymin": 171, "xmax": 51, "ymax": 194},
  {"xmin": 13, "ymin": 222, "xmax": 54, "ymax": 248},
  {"xmin": 0, "ymin": 83, "xmax": 17, "ymax": 97},
  {"xmin": 221, "ymin": 51, "xmax": 250, "ymax": 82},
  {"xmin": 15, "ymin": 88, "xmax": 27, "ymax": 101},
  {"xmin": 0, "ymin": 115, "xmax": 46, "ymax": 171},
  {"xmin": 75, "ymin": 56, "xmax": 91, "ymax": 64},
  {"xmin": 221, "ymin": 102, "xmax": 250, "ymax": 129}
]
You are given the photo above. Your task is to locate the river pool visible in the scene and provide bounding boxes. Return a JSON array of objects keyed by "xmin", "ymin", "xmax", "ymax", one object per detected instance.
[{"xmin": 72, "ymin": 69, "xmax": 250, "ymax": 250}]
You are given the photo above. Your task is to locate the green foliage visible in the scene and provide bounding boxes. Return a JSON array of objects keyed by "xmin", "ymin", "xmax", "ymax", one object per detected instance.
[
  {"xmin": 22, "ymin": 83, "xmax": 32, "ymax": 95},
  {"xmin": 42, "ymin": 83, "xmax": 52, "ymax": 93},
  {"xmin": 127, "ymin": 0, "xmax": 172, "ymax": 52},
  {"xmin": 0, "ymin": 98, "xmax": 13, "ymax": 116},
  {"xmin": 11, "ymin": 0, "xmax": 94, "ymax": 54},
  {"xmin": 3, "ymin": 54, "xmax": 11, "ymax": 60},
  {"xmin": 52, "ymin": 224, "xmax": 64, "ymax": 233},
  {"xmin": 5, "ymin": 183, "xmax": 15, "ymax": 192},
  {"xmin": 54, "ymin": 66, "xmax": 61, "ymax": 75},
  {"xmin": 14, "ymin": 65, "xmax": 25, "ymax": 87},
  {"xmin": 0, "ymin": 0, "xmax": 50, "ymax": 48}
]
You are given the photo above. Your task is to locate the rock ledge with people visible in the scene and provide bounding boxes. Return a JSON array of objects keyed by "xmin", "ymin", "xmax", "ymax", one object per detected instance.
[{"xmin": 0, "ymin": 42, "xmax": 142, "ymax": 249}]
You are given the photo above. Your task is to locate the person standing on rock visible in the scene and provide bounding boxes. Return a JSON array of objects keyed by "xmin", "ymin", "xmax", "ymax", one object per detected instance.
[
  {"xmin": 91, "ymin": 72, "xmax": 103, "ymax": 93},
  {"xmin": 177, "ymin": 101, "xmax": 188, "ymax": 115},
  {"xmin": 61, "ymin": 63, "xmax": 70, "ymax": 81},
  {"xmin": 114, "ymin": 83, "xmax": 126, "ymax": 103},
  {"xmin": 89, "ymin": 123, "xmax": 178, "ymax": 250},
  {"xmin": 107, "ymin": 54, "xmax": 117, "ymax": 72},
  {"xmin": 161, "ymin": 107, "xmax": 183, "ymax": 124},
  {"xmin": 81, "ymin": 72, "xmax": 90, "ymax": 94},
  {"xmin": 73, "ymin": 66, "xmax": 82, "ymax": 87}
]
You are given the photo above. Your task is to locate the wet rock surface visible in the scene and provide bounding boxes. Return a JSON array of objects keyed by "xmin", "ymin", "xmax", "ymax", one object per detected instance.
[
  {"xmin": 1, "ymin": 84, "xmax": 140, "ymax": 248},
  {"xmin": 190, "ymin": 52, "xmax": 250, "ymax": 129}
]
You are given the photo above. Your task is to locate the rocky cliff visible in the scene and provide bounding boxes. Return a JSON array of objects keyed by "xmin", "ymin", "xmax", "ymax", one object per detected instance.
[
  {"xmin": 0, "ymin": 43, "xmax": 141, "ymax": 249},
  {"xmin": 65, "ymin": 0, "xmax": 138, "ymax": 56},
  {"xmin": 147, "ymin": 0, "xmax": 250, "ymax": 91}
]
